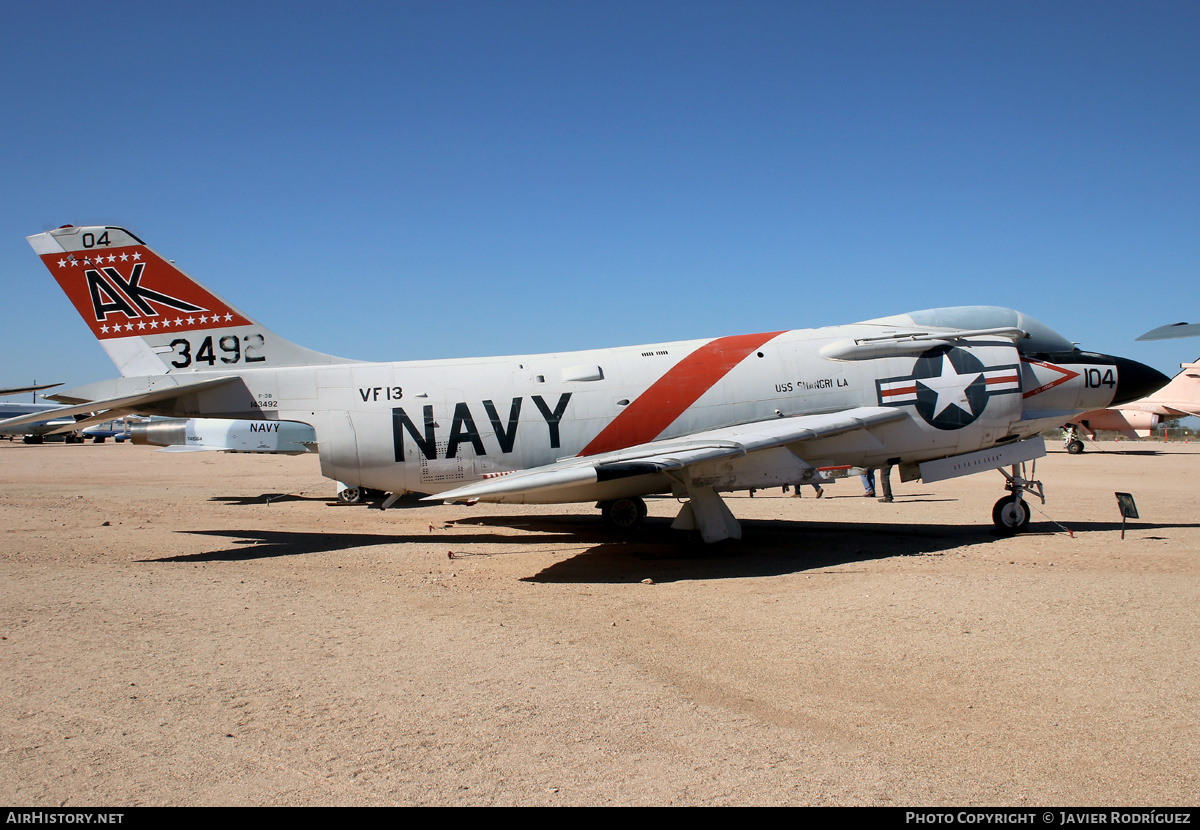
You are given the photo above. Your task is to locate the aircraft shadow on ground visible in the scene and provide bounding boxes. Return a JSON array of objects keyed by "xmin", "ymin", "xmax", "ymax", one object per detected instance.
[
  {"xmin": 453, "ymin": 514, "xmax": 1200, "ymax": 584},
  {"xmin": 210, "ymin": 494, "xmax": 334, "ymax": 506},
  {"xmin": 511, "ymin": 517, "xmax": 1007, "ymax": 583},
  {"xmin": 147, "ymin": 516, "xmax": 1200, "ymax": 579},
  {"xmin": 209, "ymin": 494, "xmax": 435, "ymax": 508},
  {"xmin": 147, "ymin": 528, "xmax": 533, "ymax": 562},
  {"xmin": 1088, "ymin": 449, "xmax": 1166, "ymax": 457}
]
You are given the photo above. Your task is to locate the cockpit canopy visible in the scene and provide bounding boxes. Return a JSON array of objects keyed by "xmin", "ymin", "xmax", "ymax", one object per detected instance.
[{"xmin": 869, "ymin": 306, "xmax": 1077, "ymax": 355}]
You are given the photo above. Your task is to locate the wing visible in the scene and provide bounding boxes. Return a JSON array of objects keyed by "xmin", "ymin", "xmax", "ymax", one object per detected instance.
[
  {"xmin": 424, "ymin": 406, "xmax": 907, "ymax": 502},
  {"xmin": 1137, "ymin": 322, "xmax": 1200, "ymax": 341}
]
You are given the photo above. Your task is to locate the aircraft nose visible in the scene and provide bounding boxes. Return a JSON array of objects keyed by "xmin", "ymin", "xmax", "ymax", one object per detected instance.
[{"xmin": 1110, "ymin": 356, "xmax": 1170, "ymax": 406}]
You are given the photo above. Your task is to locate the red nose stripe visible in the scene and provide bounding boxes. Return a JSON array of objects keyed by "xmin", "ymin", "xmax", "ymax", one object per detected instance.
[{"xmin": 579, "ymin": 331, "xmax": 785, "ymax": 456}]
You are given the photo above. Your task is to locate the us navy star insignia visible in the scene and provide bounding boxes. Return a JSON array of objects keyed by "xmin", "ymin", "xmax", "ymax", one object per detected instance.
[
  {"xmin": 876, "ymin": 347, "xmax": 1021, "ymax": 430},
  {"xmin": 921, "ymin": 353, "xmax": 981, "ymax": 418}
]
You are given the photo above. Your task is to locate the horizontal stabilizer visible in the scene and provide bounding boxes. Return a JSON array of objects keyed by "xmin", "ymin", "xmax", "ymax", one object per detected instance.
[
  {"xmin": 0, "ymin": 376, "xmax": 238, "ymax": 431},
  {"xmin": 0, "ymin": 383, "xmax": 61, "ymax": 397}
]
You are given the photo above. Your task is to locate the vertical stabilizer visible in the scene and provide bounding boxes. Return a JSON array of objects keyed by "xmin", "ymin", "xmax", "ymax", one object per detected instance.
[{"xmin": 28, "ymin": 225, "xmax": 354, "ymax": 377}]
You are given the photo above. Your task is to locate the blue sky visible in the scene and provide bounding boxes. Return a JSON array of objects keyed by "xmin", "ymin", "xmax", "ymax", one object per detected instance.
[{"xmin": 1, "ymin": 0, "xmax": 1197, "ymax": 393}]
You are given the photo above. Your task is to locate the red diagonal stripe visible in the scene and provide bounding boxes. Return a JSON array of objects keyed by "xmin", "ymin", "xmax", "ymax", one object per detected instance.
[
  {"xmin": 579, "ymin": 331, "xmax": 785, "ymax": 456},
  {"xmin": 1021, "ymin": 357, "xmax": 1079, "ymax": 398}
]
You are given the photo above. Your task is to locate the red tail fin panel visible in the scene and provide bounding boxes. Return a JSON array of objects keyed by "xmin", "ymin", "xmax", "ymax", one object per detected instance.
[
  {"xmin": 33, "ymin": 226, "xmax": 252, "ymax": 339},
  {"xmin": 41, "ymin": 244, "xmax": 252, "ymax": 340}
]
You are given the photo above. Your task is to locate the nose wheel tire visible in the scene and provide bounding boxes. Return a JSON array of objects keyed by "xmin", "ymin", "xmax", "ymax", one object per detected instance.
[
  {"xmin": 1067, "ymin": 439, "xmax": 1084, "ymax": 454},
  {"xmin": 338, "ymin": 487, "xmax": 363, "ymax": 504},
  {"xmin": 992, "ymin": 495, "xmax": 1032, "ymax": 535},
  {"xmin": 601, "ymin": 497, "xmax": 648, "ymax": 530}
]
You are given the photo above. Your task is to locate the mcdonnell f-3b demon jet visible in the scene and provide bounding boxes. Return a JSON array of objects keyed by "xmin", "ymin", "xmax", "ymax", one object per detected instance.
[{"xmin": 9, "ymin": 224, "xmax": 1168, "ymax": 542}]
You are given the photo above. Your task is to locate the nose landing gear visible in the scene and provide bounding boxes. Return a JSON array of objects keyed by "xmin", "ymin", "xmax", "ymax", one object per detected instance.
[
  {"xmin": 1062, "ymin": 425, "xmax": 1085, "ymax": 454},
  {"xmin": 993, "ymin": 461, "xmax": 1043, "ymax": 535}
]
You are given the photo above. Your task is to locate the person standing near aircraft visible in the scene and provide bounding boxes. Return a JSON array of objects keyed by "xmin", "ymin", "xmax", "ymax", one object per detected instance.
[
  {"xmin": 860, "ymin": 468, "xmax": 876, "ymax": 497},
  {"xmin": 785, "ymin": 482, "xmax": 824, "ymax": 498},
  {"xmin": 860, "ymin": 466, "xmax": 893, "ymax": 501},
  {"xmin": 877, "ymin": 465, "xmax": 893, "ymax": 503}
]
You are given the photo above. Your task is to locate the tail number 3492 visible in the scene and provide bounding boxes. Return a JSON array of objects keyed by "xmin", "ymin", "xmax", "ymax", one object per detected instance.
[{"xmin": 168, "ymin": 334, "xmax": 266, "ymax": 368}]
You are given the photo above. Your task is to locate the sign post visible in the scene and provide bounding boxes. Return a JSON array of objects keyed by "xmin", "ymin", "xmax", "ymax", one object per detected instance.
[{"xmin": 1115, "ymin": 492, "xmax": 1139, "ymax": 540}]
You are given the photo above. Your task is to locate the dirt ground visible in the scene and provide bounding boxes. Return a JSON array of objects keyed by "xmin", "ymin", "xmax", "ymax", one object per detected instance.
[{"xmin": 0, "ymin": 438, "xmax": 1196, "ymax": 806}]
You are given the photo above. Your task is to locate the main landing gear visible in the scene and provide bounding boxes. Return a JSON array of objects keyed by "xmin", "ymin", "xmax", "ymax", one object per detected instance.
[
  {"xmin": 337, "ymin": 486, "xmax": 386, "ymax": 504},
  {"xmin": 337, "ymin": 487, "xmax": 364, "ymax": 504},
  {"xmin": 599, "ymin": 497, "xmax": 648, "ymax": 530},
  {"xmin": 992, "ymin": 461, "xmax": 1043, "ymax": 535}
]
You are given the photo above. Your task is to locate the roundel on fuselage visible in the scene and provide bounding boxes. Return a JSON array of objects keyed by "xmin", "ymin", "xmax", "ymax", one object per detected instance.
[
  {"xmin": 876, "ymin": 346, "xmax": 1020, "ymax": 431},
  {"xmin": 910, "ymin": 347, "xmax": 990, "ymax": 430}
]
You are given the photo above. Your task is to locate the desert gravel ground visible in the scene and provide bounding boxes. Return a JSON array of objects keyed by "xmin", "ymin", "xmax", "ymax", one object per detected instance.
[{"xmin": 0, "ymin": 439, "xmax": 1196, "ymax": 806}]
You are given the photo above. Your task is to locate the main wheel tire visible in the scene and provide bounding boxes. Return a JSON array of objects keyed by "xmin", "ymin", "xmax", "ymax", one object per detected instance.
[
  {"xmin": 992, "ymin": 495, "xmax": 1031, "ymax": 535},
  {"xmin": 338, "ymin": 487, "xmax": 364, "ymax": 504},
  {"xmin": 1067, "ymin": 439, "xmax": 1084, "ymax": 455},
  {"xmin": 601, "ymin": 497, "xmax": 648, "ymax": 530}
]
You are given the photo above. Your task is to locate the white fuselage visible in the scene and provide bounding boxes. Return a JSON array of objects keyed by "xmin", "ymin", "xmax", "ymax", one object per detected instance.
[{"xmin": 117, "ymin": 322, "xmax": 1109, "ymax": 501}]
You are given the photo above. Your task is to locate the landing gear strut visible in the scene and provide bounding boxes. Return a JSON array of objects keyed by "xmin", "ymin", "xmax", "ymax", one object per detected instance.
[
  {"xmin": 599, "ymin": 497, "xmax": 647, "ymax": 530},
  {"xmin": 992, "ymin": 461, "xmax": 1043, "ymax": 535}
]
